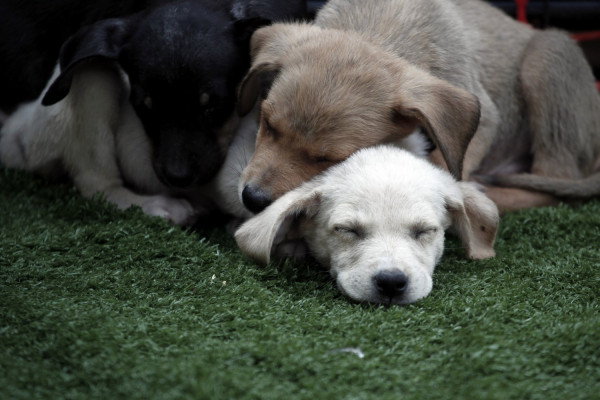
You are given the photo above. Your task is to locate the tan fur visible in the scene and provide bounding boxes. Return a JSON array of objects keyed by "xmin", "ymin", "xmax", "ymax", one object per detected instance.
[
  {"xmin": 238, "ymin": 0, "xmax": 600, "ymax": 213},
  {"xmin": 238, "ymin": 21, "xmax": 480, "ymax": 202}
]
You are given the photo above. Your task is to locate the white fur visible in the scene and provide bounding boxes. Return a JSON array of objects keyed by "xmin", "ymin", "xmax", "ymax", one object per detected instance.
[
  {"xmin": 0, "ymin": 62, "xmax": 255, "ymax": 224},
  {"xmin": 235, "ymin": 146, "xmax": 499, "ymax": 305}
]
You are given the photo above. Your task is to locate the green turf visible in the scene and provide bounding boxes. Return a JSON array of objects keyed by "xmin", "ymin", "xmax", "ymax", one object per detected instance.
[{"xmin": 1, "ymin": 167, "xmax": 599, "ymax": 400}]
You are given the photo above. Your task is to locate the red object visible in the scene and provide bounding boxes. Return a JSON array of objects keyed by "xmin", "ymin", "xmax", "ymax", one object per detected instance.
[
  {"xmin": 571, "ymin": 31, "xmax": 600, "ymax": 42},
  {"xmin": 515, "ymin": 0, "xmax": 529, "ymax": 23}
]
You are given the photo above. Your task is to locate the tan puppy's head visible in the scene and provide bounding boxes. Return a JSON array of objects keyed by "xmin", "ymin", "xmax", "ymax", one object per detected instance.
[
  {"xmin": 237, "ymin": 23, "xmax": 481, "ymax": 214},
  {"xmin": 235, "ymin": 146, "xmax": 499, "ymax": 306}
]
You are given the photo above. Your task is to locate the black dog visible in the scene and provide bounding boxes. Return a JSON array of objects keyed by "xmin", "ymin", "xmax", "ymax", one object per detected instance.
[
  {"xmin": 1, "ymin": 0, "xmax": 306, "ymax": 189},
  {"xmin": 0, "ymin": 0, "xmax": 306, "ymax": 225},
  {"xmin": 43, "ymin": 0, "xmax": 306, "ymax": 188}
]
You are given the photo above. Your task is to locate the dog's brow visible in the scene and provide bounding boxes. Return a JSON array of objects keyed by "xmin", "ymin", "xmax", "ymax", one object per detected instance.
[
  {"xmin": 410, "ymin": 222, "xmax": 437, "ymax": 232},
  {"xmin": 262, "ymin": 100, "xmax": 275, "ymax": 113}
]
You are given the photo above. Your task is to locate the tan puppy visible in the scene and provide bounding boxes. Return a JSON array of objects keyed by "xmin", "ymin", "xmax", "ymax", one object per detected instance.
[
  {"xmin": 237, "ymin": 0, "xmax": 600, "ymax": 214},
  {"xmin": 235, "ymin": 145, "xmax": 499, "ymax": 305}
]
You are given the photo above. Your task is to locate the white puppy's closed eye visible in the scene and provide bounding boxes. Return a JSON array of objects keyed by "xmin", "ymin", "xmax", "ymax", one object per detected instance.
[{"xmin": 235, "ymin": 146, "xmax": 499, "ymax": 306}]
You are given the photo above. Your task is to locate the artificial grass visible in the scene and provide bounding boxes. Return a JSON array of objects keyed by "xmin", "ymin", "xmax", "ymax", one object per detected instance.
[{"xmin": 1, "ymin": 167, "xmax": 599, "ymax": 400}]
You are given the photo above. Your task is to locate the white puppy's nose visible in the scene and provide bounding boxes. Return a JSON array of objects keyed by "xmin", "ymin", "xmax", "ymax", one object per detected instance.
[{"xmin": 373, "ymin": 270, "xmax": 408, "ymax": 299}]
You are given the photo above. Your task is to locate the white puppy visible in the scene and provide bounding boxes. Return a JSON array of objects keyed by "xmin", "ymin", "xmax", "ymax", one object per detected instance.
[
  {"xmin": 0, "ymin": 62, "xmax": 254, "ymax": 224},
  {"xmin": 235, "ymin": 146, "xmax": 499, "ymax": 305}
]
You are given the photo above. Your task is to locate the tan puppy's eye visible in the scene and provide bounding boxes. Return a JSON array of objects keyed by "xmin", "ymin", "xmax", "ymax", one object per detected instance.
[
  {"xmin": 314, "ymin": 156, "xmax": 333, "ymax": 164},
  {"xmin": 200, "ymin": 92, "xmax": 210, "ymax": 106},
  {"xmin": 143, "ymin": 96, "xmax": 153, "ymax": 109},
  {"xmin": 263, "ymin": 118, "xmax": 277, "ymax": 138}
]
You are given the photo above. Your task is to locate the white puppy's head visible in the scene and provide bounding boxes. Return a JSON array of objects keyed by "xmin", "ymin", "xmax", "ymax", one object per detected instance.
[{"xmin": 235, "ymin": 146, "xmax": 499, "ymax": 305}]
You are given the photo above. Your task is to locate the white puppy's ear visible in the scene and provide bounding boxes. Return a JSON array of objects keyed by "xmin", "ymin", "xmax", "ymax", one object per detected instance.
[
  {"xmin": 446, "ymin": 182, "xmax": 499, "ymax": 259},
  {"xmin": 234, "ymin": 182, "xmax": 321, "ymax": 264}
]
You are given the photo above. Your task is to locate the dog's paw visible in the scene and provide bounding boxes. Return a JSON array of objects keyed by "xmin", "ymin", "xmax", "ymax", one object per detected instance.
[{"xmin": 141, "ymin": 196, "xmax": 197, "ymax": 226}]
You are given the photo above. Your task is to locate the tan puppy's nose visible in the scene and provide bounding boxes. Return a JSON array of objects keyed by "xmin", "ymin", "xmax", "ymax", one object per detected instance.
[{"xmin": 242, "ymin": 183, "xmax": 273, "ymax": 214}]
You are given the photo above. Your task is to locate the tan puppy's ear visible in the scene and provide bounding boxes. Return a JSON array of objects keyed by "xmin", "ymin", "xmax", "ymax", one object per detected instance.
[
  {"xmin": 238, "ymin": 23, "xmax": 310, "ymax": 115},
  {"xmin": 234, "ymin": 181, "xmax": 321, "ymax": 264},
  {"xmin": 394, "ymin": 64, "xmax": 481, "ymax": 180},
  {"xmin": 237, "ymin": 23, "xmax": 322, "ymax": 115},
  {"xmin": 237, "ymin": 24, "xmax": 283, "ymax": 115},
  {"xmin": 237, "ymin": 62, "xmax": 280, "ymax": 116},
  {"xmin": 446, "ymin": 182, "xmax": 499, "ymax": 259}
]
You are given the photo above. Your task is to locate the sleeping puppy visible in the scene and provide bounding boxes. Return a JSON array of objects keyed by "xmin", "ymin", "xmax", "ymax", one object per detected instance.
[
  {"xmin": 237, "ymin": 0, "xmax": 600, "ymax": 214},
  {"xmin": 0, "ymin": 63, "xmax": 256, "ymax": 224},
  {"xmin": 0, "ymin": 0, "xmax": 305, "ymax": 224},
  {"xmin": 235, "ymin": 146, "xmax": 499, "ymax": 306},
  {"xmin": 40, "ymin": 0, "xmax": 306, "ymax": 189}
]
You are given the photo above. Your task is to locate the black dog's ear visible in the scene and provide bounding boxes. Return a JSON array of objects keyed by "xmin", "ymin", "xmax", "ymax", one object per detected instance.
[
  {"xmin": 233, "ymin": 17, "xmax": 271, "ymax": 45},
  {"xmin": 230, "ymin": 0, "xmax": 306, "ymax": 22},
  {"xmin": 229, "ymin": 0, "xmax": 307, "ymax": 44},
  {"xmin": 230, "ymin": 3, "xmax": 270, "ymax": 45},
  {"xmin": 42, "ymin": 18, "xmax": 131, "ymax": 106}
]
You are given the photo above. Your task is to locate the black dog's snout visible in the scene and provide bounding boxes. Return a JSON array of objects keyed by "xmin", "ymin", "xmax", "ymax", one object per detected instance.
[
  {"xmin": 242, "ymin": 184, "xmax": 272, "ymax": 214},
  {"xmin": 161, "ymin": 164, "xmax": 196, "ymax": 188},
  {"xmin": 374, "ymin": 270, "xmax": 409, "ymax": 299}
]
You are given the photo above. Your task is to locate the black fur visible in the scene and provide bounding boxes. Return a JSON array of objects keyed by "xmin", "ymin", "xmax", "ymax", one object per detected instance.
[
  {"xmin": 0, "ymin": 0, "xmax": 159, "ymax": 111},
  {"xmin": 2, "ymin": 0, "xmax": 306, "ymax": 188}
]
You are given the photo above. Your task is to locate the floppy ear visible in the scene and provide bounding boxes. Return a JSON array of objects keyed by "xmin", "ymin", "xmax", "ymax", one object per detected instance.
[
  {"xmin": 446, "ymin": 182, "xmax": 499, "ymax": 259},
  {"xmin": 237, "ymin": 62, "xmax": 281, "ymax": 116},
  {"xmin": 237, "ymin": 23, "xmax": 316, "ymax": 115},
  {"xmin": 394, "ymin": 63, "xmax": 481, "ymax": 180},
  {"xmin": 234, "ymin": 182, "xmax": 321, "ymax": 264},
  {"xmin": 42, "ymin": 18, "xmax": 131, "ymax": 105},
  {"xmin": 236, "ymin": 24, "xmax": 287, "ymax": 116}
]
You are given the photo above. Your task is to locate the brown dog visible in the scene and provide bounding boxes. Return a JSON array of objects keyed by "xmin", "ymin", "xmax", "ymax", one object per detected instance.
[{"xmin": 237, "ymin": 0, "xmax": 600, "ymax": 214}]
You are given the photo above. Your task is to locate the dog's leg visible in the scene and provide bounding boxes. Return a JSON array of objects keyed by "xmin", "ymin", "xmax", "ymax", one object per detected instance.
[
  {"xmin": 462, "ymin": 85, "xmax": 501, "ymax": 181},
  {"xmin": 0, "ymin": 66, "xmax": 69, "ymax": 179},
  {"xmin": 482, "ymin": 186, "xmax": 560, "ymax": 214},
  {"xmin": 520, "ymin": 30, "xmax": 600, "ymax": 179},
  {"xmin": 0, "ymin": 100, "xmax": 68, "ymax": 179},
  {"xmin": 61, "ymin": 62, "xmax": 124, "ymax": 199},
  {"xmin": 62, "ymin": 62, "xmax": 196, "ymax": 225},
  {"xmin": 486, "ymin": 30, "xmax": 600, "ymax": 205}
]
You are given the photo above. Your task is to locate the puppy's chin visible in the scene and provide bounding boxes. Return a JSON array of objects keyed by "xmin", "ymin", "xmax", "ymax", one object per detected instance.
[{"xmin": 335, "ymin": 270, "xmax": 433, "ymax": 306}]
